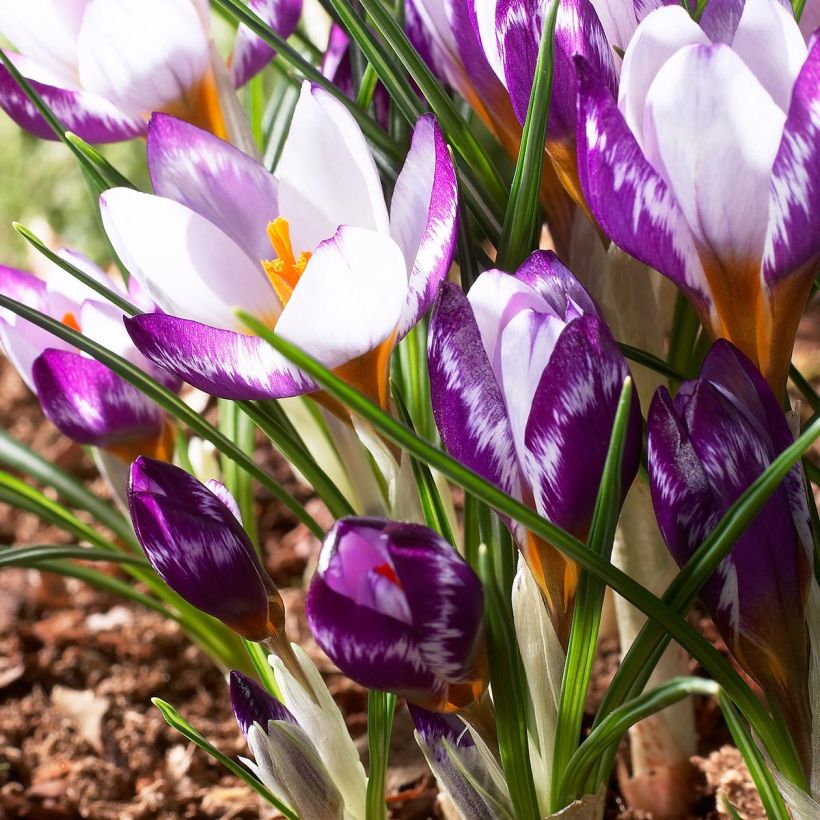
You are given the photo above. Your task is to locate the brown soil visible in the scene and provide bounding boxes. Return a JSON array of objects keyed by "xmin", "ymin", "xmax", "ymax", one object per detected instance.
[{"xmin": 1, "ymin": 283, "xmax": 817, "ymax": 820}]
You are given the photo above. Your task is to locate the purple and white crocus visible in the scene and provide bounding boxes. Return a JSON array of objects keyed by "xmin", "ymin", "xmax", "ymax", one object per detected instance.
[
  {"xmin": 428, "ymin": 251, "xmax": 642, "ymax": 645},
  {"xmin": 648, "ymin": 340, "xmax": 813, "ymax": 765},
  {"xmin": 0, "ymin": 256, "xmax": 176, "ymax": 461},
  {"xmin": 576, "ymin": 0, "xmax": 820, "ymax": 393},
  {"xmin": 100, "ymin": 82, "xmax": 457, "ymax": 410},
  {"xmin": 0, "ymin": 0, "xmax": 301, "ymax": 143},
  {"xmin": 306, "ymin": 517, "xmax": 488, "ymax": 713}
]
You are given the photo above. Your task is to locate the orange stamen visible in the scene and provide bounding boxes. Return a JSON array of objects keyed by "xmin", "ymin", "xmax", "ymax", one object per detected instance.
[
  {"xmin": 374, "ymin": 562, "xmax": 401, "ymax": 587},
  {"xmin": 261, "ymin": 218, "xmax": 312, "ymax": 307},
  {"xmin": 62, "ymin": 312, "xmax": 81, "ymax": 332}
]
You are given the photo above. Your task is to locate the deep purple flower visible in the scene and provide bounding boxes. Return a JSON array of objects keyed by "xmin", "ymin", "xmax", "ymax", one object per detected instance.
[
  {"xmin": 230, "ymin": 670, "xmax": 298, "ymax": 739},
  {"xmin": 129, "ymin": 457, "xmax": 285, "ymax": 642},
  {"xmin": 647, "ymin": 340, "xmax": 812, "ymax": 762},
  {"xmin": 428, "ymin": 251, "xmax": 642, "ymax": 644},
  {"xmin": 306, "ymin": 517, "xmax": 487, "ymax": 712}
]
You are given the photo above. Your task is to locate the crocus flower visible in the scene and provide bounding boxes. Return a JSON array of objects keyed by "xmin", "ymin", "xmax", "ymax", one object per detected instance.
[
  {"xmin": 0, "ymin": 0, "xmax": 301, "ymax": 143},
  {"xmin": 409, "ymin": 705, "xmax": 513, "ymax": 819},
  {"xmin": 647, "ymin": 340, "xmax": 812, "ymax": 764},
  {"xmin": 306, "ymin": 517, "xmax": 487, "ymax": 712},
  {"xmin": 230, "ymin": 671, "xmax": 345, "ymax": 820},
  {"xmin": 428, "ymin": 251, "xmax": 642, "ymax": 645},
  {"xmin": 129, "ymin": 457, "xmax": 287, "ymax": 642},
  {"xmin": 100, "ymin": 82, "xmax": 457, "ymax": 410},
  {"xmin": 576, "ymin": 0, "xmax": 820, "ymax": 393},
  {"xmin": 0, "ymin": 256, "xmax": 176, "ymax": 461}
]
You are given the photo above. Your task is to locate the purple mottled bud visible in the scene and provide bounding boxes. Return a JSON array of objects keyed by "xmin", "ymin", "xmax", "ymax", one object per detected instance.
[
  {"xmin": 648, "ymin": 340, "xmax": 812, "ymax": 765},
  {"xmin": 229, "ymin": 671, "xmax": 296, "ymax": 739},
  {"xmin": 306, "ymin": 517, "xmax": 487, "ymax": 712},
  {"xmin": 128, "ymin": 457, "xmax": 284, "ymax": 641}
]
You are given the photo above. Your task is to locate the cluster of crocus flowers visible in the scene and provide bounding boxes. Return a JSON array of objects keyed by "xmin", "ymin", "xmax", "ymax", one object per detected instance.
[
  {"xmin": 0, "ymin": 256, "xmax": 176, "ymax": 462},
  {"xmin": 100, "ymin": 82, "xmax": 457, "ymax": 411},
  {"xmin": 0, "ymin": 0, "xmax": 301, "ymax": 142},
  {"xmin": 576, "ymin": 0, "xmax": 820, "ymax": 393},
  {"xmin": 428, "ymin": 250, "xmax": 642, "ymax": 644},
  {"xmin": 306, "ymin": 517, "xmax": 488, "ymax": 713},
  {"xmin": 647, "ymin": 340, "xmax": 813, "ymax": 766}
]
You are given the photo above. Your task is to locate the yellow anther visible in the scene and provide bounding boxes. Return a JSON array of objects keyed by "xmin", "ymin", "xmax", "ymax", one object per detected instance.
[{"xmin": 262, "ymin": 217, "xmax": 312, "ymax": 307}]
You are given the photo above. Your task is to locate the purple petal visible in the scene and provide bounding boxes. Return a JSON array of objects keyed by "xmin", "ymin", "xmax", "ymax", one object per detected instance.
[
  {"xmin": 514, "ymin": 250, "xmax": 599, "ymax": 319},
  {"xmin": 125, "ymin": 313, "xmax": 316, "ymax": 401},
  {"xmin": 408, "ymin": 705, "xmax": 473, "ymax": 749},
  {"xmin": 0, "ymin": 264, "xmax": 47, "ymax": 311},
  {"xmin": 496, "ymin": 0, "xmax": 617, "ymax": 136},
  {"xmin": 0, "ymin": 59, "xmax": 143, "ymax": 143},
  {"xmin": 574, "ymin": 57, "xmax": 711, "ymax": 312},
  {"xmin": 391, "ymin": 114, "xmax": 458, "ymax": 339},
  {"xmin": 231, "ymin": 0, "xmax": 303, "ymax": 88},
  {"xmin": 428, "ymin": 283, "xmax": 522, "ymax": 500},
  {"xmin": 31, "ymin": 349, "xmax": 164, "ymax": 448},
  {"xmin": 128, "ymin": 457, "xmax": 276, "ymax": 640},
  {"xmin": 524, "ymin": 314, "xmax": 642, "ymax": 537},
  {"xmin": 230, "ymin": 670, "xmax": 296, "ymax": 739},
  {"xmin": 147, "ymin": 113, "xmax": 279, "ymax": 264},
  {"xmin": 699, "ymin": 0, "xmax": 745, "ymax": 43},
  {"xmin": 762, "ymin": 36, "xmax": 820, "ymax": 287}
]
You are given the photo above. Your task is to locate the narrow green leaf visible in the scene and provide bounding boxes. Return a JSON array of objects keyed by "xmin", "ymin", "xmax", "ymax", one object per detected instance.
[
  {"xmin": 391, "ymin": 381, "xmax": 456, "ymax": 543},
  {"xmin": 64, "ymin": 132, "xmax": 137, "ymax": 189},
  {"xmin": 152, "ymin": 698, "xmax": 297, "ymax": 818},
  {"xmin": 365, "ymin": 690, "xmax": 396, "ymax": 820},
  {"xmin": 0, "ymin": 294, "xmax": 322, "ymax": 539},
  {"xmin": 356, "ymin": 62, "xmax": 380, "ymax": 111},
  {"xmin": 243, "ymin": 639, "xmax": 283, "ymax": 699},
  {"xmin": 789, "ymin": 364, "xmax": 820, "ymax": 414},
  {"xmin": 12, "ymin": 222, "xmax": 140, "ymax": 316},
  {"xmin": 551, "ymin": 379, "xmax": 633, "ymax": 811},
  {"xmin": 218, "ymin": 400, "xmax": 259, "ymax": 548},
  {"xmin": 619, "ymin": 342, "xmax": 687, "ymax": 382},
  {"xmin": 0, "ymin": 544, "xmax": 149, "ymax": 569},
  {"xmin": 793, "ymin": 0, "xmax": 807, "ymax": 23},
  {"xmin": 239, "ymin": 314, "xmax": 817, "ymax": 786},
  {"xmin": 477, "ymin": 544, "xmax": 540, "ymax": 820},
  {"xmin": 496, "ymin": 0, "xmax": 559, "ymax": 270},
  {"xmin": 666, "ymin": 292, "xmax": 701, "ymax": 382},
  {"xmin": 560, "ymin": 677, "xmax": 719, "ymax": 798},
  {"xmin": 718, "ymin": 691, "xmax": 791, "ymax": 820}
]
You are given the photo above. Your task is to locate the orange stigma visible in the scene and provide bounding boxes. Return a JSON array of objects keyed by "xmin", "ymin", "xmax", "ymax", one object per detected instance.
[
  {"xmin": 374, "ymin": 562, "xmax": 402, "ymax": 587},
  {"xmin": 262, "ymin": 217, "xmax": 312, "ymax": 306},
  {"xmin": 62, "ymin": 312, "xmax": 81, "ymax": 332}
]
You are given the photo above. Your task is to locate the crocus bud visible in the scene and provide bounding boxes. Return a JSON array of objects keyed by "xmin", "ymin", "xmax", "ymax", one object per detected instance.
[
  {"xmin": 128, "ymin": 457, "xmax": 284, "ymax": 642},
  {"xmin": 409, "ymin": 705, "xmax": 513, "ymax": 820},
  {"xmin": 230, "ymin": 671, "xmax": 345, "ymax": 820},
  {"xmin": 306, "ymin": 517, "xmax": 487, "ymax": 712},
  {"xmin": 648, "ymin": 340, "xmax": 812, "ymax": 764},
  {"xmin": 428, "ymin": 251, "xmax": 642, "ymax": 644}
]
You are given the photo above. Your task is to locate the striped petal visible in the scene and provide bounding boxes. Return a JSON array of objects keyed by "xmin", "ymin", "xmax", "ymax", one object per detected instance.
[
  {"xmin": 31, "ymin": 349, "xmax": 164, "ymax": 448},
  {"xmin": 428, "ymin": 283, "xmax": 522, "ymax": 501},
  {"xmin": 390, "ymin": 114, "xmax": 458, "ymax": 339},
  {"xmin": 575, "ymin": 58, "xmax": 710, "ymax": 310},
  {"xmin": 231, "ymin": 0, "xmax": 303, "ymax": 88},
  {"xmin": 125, "ymin": 313, "xmax": 316, "ymax": 400},
  {"xmin": 230, "ymin": 671, "xmax": 297, "ymax": 739},
  {"xmin": 147, "ymin": 113, "xmax": 279, "ymax": 264}
]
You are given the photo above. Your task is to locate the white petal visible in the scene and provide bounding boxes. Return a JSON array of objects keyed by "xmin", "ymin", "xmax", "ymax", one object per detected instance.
[
  {"xmin": 100, "ymin": 188, "xmax": 279, "ymax": 330},
  {"xmin": 0, "ymin": 316, "xmax": 73, "ymax": 390},
  {"xmin": 472, "ymin": 0, "xmax": 506, "ymax": 82},
  {"xmin": 77, "ymin": 0, "xmax": 209, "ymax": 117},
  {"xmin": 278, "ymin": 83, "xmax": 389, "ymax": 253},
  {"xmin": 44, "ymin": 250, "xmax": 119, "ymax": 319},
  {"xmin": 276, "ymin": 226, "xmax": 407, "ymax": 368},
  {"xmin": 618, "ymin": 6, "xmax": 709, "ymax": 145},
  {"xmin": 643, "ymin": 44, "xmax": 786, "ymax": 269},
  {"xmin": 730, "ymin": 0, "xmax": 808, "ymax": 112},
  {"xmin": 0, "ymin": 1, "xmax": 86, "ymax": 84},
  {"xmin": 588, "ymin": 0, "xmax": 639, "ymax": 52}
]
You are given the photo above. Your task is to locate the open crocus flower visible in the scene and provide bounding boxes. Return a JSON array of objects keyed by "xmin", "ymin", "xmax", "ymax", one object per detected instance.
[
  {"xmin": 230, "ymin": 671, "xmax": 346, "ymax": 820},
  {"xmin": 129, "ymin": 457, "xmax": 290, "ymax": 642},
  {"xmin": 648, "ymin": 340, "xmax": 812, "ymax": 766},
  {"xmin": 576, "ymin": 0, "xmax": 820, "ymax": 393},
  {"xmin": 0, "ymin": 256, "xmax": 176, "ymax": 462},
  {"xmin": 428, "ymin": 251, "xmax": 642, "ymax": 645},
  {"xmin": 0, "ymin": 0, "xmax": 301, "ymax": 143},
  {"xmin": 100, "ymin": 82, "xmax": 457, "ymax": 410},
  {"xmin": 306, "ymin": 517, "xmax": 487, "ymax": 713}
]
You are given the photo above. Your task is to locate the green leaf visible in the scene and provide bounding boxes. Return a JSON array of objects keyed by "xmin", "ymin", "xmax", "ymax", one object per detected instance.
[
  {"xmin": 551, "ymin": 379, "xmax": 633, "ymax": 811},
  {"xmin": 718, "ymin": 691, "xmax": 791, "ymax": 820},
  {"xmin": 365, "ymin": 690, "xmax": 396, "ymax": 820},
  {"xmin": 793, "ymin": 0, "xmax": 807, "ymax": 23},
  {"xmin": 152, "ymin": 698, "xmax": 298, "ymax": 818},
  {"xmin": 619, "ymin": 342, "xmax": 687, "ymax": 382},
  {"xmin": 0, "ymin": 294, "xmax": 323, "ymax": 539},
  {"xmin": 0, "ymin": 427, "xmax": 136, "ymax": 547},
  {"xmin": 12, "ymin": 222, "xmax": 140, "ymax": 317},
  {"xmin": 356, "ymin": 63, "xmax": 380, "ymax": 112},
  {"xmin": 496, "ymin": 0, "xmax": 559, "ymax": 270},
  {"xmin": 477, "ymin": 544, "xmax": 540, "ymax": 820},
  {"xmin": 243, "ymin": 639, "xmax": 283, "ymax": 700},
  {"xmin": 391, "ymin": 381, "xmax": 455, "ymax": 543},
  {"xmin": 666, "ymin": 293, "xmax": 702, "ymax": 383},
  {"xmin": 559, "ymin": 677, "xmax": 719, "ymax": 798},
  {"xmin": 238, "ymin": 312, "xmax": 817, "ymax": 787},
  {"xmin": 789, "ymin": 365, "xmax": 820, "ymax": 414},
  {"xmin": 0, "ymin": 544, "xmax": 149, "ymax": 569},
  {"xmin": 64, "ymin": 132, "xmax": 137, "ymax": 189}
]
